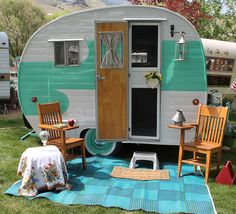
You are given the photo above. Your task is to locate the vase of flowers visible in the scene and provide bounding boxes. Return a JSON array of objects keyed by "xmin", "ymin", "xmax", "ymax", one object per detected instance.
[{"xmin": 144, "ymin": 72, "xmax": 162, "ymax": 89}]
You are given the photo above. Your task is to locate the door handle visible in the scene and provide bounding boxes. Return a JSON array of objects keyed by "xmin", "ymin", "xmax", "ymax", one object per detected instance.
[{"xmin": 96, "ymin": 75, "xmax": 106, "ymax": 80}]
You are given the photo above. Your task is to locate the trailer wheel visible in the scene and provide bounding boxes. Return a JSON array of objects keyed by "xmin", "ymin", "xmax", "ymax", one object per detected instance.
[{"xmin": 84, "ymin": 128, "xmax": 121, "ymax": 156}]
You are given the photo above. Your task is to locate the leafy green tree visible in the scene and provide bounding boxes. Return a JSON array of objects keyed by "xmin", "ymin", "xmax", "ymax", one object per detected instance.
[
  {"xmin": 197, "ymin": 0, "xmax": 236, "ymax": 41},
  {"xmin": 46, "ymin": 10, "xmax": 70, "ymax": 22},
  {"xmin": 0, "ymin": 0, "xmax": 47, "ymax": 60}
]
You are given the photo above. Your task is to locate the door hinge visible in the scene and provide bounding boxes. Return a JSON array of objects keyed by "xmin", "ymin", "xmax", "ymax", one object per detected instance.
[
  {"xmin": 128, "ymin": 73, "xmax": 131, "ymax": 78},
  {"xmin": 128, "ymin": 127, "xmax": 130, "ymax": 131}
]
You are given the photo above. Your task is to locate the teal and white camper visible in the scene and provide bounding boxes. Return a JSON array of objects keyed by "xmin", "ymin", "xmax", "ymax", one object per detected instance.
[{"xmin": 18, "ymin": 5, "xmax": 207, "ymax": 155}]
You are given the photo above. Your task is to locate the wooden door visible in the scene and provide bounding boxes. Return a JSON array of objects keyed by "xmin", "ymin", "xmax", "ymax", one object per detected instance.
[{"xmin": 96, "ymin": 22, "xmax": 128, "ymax": 140}]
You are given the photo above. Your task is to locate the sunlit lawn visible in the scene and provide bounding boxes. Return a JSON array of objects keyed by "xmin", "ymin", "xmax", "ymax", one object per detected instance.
[{"xmin": 0, "ymin": 112, "xmax": 235, "ymax": 213}]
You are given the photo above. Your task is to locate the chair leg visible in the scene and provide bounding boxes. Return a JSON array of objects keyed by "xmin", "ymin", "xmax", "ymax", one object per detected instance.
[
  {"xmin": 205, "ymin": 151, "xmax": 211, "ymax": 183},
  {"xmin": 177, "ymin": 145, "xmax": 183, "ymax": 178},
  {"xmin": 81, "ymin": 142, "xmax": 86, "ymax": 170},
  {"xmin": 216, "ymin": 149, "xmax": 222, "ymax": 173},
  {"xmin": 193, "ymin": 151, "xmax": 197, "ymax": 172}
]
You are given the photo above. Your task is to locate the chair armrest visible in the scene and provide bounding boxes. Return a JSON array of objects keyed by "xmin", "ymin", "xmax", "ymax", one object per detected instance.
[
  {"xmin": 168, "ymin": 124, "xmax": 194, "ymax": 146},
  {"xmin": 168, "ymin": 124, "xmax": 194, "ymax": 130},
  {"xmin": 38, "ymin": 124, "xmax": 58, "ymax": 130},
  {"xmin": 62, "ymin": 125, "xmax": 80, "ymax": 131},
  {"xmin": 185, "ymin": 123, "xmax": 198, "ymax": 128},
  {"xmin": 38, "ymin": 124, "xmax": 80, "ymax": 131}
]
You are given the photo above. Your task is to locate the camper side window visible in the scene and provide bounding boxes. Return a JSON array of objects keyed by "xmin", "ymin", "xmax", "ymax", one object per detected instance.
[{"xmin": 54, "ymin": 41, "xmax": 80, "ymax": 66}]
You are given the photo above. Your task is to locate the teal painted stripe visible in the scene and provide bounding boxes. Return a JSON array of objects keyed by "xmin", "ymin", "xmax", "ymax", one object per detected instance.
[
  {"xmin": 19, "ymin": 40, "xmax": 206, "ymax": 116},
  {"xmin": 161, "ymin": 40, "xmax": 207, "ymax": 92},
  {"xmin": 18, "ymin": 41, "xmax": 95, "ymax": 115}
]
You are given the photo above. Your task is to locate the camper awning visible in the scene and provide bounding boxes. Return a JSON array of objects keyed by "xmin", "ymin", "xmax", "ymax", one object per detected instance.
[
  {"xmin": 123, "ymin": 18, "xmax": 167, "ymax": 21},
  {"xmin": 48, "ymin": 38, "xmax": 84, "ymax": 42}
]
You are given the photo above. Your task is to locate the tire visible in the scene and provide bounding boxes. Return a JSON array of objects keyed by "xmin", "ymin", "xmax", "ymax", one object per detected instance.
[
  {"xmin": 84, "ymin": 128, "xmax": 122, "ymax": 156},
  {"xmin": 22, "ymin": 114, "xmax": 32, "ymax": 129}
]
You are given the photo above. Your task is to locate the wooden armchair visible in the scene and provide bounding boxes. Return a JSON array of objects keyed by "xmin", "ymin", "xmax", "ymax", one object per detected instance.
[
  {"xmin": 37, "ymin": 102, "xmax": 86, "ymax": 169},
  {"xmin": 169, "ymin": 104, "xmax": 228, "ymax": 182}
]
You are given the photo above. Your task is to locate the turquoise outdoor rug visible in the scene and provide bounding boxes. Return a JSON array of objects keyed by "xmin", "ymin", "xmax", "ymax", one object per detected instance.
[{"xmin": 5, "ymin": 155, "xmax": 216, "ymax": 214}]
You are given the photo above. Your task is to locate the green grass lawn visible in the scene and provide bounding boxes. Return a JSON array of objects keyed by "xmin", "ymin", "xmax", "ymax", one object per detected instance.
[{"xmin": 0, "ymin": 112, "xmax": 235, "ymax": 214}]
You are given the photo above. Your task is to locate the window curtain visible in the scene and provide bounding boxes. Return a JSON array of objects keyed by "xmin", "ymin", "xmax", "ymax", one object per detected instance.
[{"xmin": 100, "ymin": 31, "xmax": 123, "ymax": 69}]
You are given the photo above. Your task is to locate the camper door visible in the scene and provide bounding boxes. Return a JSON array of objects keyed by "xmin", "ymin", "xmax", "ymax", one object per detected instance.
[
  {"xmin": 129, "ymin": 23, "xmax": 161, "ymax": 140},
  {"xmin": 96, "ymin": 22, "xmax": 128, "ymax": 141}
]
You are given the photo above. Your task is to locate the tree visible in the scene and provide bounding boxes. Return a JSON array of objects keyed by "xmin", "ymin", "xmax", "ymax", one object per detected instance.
[
  {"xmin": 0, "ymin": 0, "xmax": 47, "ymax": 60},
  {"xmin": 128, "ymin": 0, "xmax": 210, "ymax": 29},
  {"xmin": 128, "ymin": 0, "xmax": 236, "ymax": 42},
  {"xmin": 197, "ymin": 0, "xmax": 236, "ymax": 41},
  {"xmin": 46, "ymin": 10, "xmax": 70, "ymax": 22}
]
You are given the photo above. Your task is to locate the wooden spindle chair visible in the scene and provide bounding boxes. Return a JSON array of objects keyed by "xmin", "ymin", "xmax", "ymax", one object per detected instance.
[
  {"xmin": 177, "ymin": 104, "xmax": 228, "ymax": 182},
  {"xmin": 37, "ymin": 102, "xmax": 86, "ymax": 169}
]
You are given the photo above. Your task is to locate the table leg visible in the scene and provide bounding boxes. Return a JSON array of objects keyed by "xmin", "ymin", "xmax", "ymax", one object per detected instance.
[{"xmin": 177, "ymin": 129, "xmax": 185, "ymax": 178}]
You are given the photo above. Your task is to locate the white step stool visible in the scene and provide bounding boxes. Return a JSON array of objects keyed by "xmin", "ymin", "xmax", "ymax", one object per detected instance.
[{"xmin": 129, "ymin": 151, "xmax": 159, "ymax": 170}]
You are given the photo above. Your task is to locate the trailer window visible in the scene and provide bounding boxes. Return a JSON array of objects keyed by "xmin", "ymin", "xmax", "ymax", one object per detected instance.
[
  {"xmin": 206, "ymin": 57, "xmax": 234, "ymax": 72},
  {"xmin": 131, "ymin": 25, "xmax": 158, "ymax": 68},
  {"xmin": 54, "ymin": 41, "xmax": 80, "ymax": 66},
  {"xmin": 207, "ymin": 75, "xmax": 231, "ymax": 87}
]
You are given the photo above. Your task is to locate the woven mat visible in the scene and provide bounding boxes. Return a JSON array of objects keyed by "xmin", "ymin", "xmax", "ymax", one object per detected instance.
[
  {"xmin": 111, "ymin": 166, "xmax": 169, "ymax": 180},
  {"xmin": 6, "ymin": 156, "xmax": 216, "ymax": 214}
]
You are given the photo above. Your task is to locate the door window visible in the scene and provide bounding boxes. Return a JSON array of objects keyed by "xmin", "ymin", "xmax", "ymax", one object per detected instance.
[
  {"xmin": 131, "ymin": 25, "xmax": 158, "ymax": 68},
  {"xmin": 100, "ymin": 31, "xmax": 124, "ymax": 69}
]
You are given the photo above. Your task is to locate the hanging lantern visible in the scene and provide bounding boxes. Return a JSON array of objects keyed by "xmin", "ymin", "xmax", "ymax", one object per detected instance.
[{"xmin": 175, "ymin": 32, "xmax": 188, "ymax": 61}]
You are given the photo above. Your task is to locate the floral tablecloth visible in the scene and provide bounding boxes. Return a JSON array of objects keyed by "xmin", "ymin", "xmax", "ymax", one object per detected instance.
[{"xmin": 17, "ymin": 145, "xmax": 69, "ymax": 196}]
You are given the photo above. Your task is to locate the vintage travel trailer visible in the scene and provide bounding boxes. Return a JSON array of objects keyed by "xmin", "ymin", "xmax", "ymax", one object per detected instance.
[
  {"xmin": 0, "ymin": 32, "xmax": 10, "ymax": 100},
  {"xmin": 201, "ymin": 38, "xmax": 236, "ymax": 105},
  {"xmin": 18, "ymin": 6, "xmax": 207, "ymax": 155}
]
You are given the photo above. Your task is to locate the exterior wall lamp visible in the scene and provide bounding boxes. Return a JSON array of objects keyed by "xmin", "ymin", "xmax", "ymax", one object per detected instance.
[{"xmin": 170, "ymin": 25, "xmax": 188, "ymax": 61}]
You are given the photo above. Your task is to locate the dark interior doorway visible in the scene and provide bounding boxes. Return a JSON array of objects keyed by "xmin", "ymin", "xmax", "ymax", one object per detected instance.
[{"xmin": 131, "ymin": 88, "xmax": 157, "ymax": 137}]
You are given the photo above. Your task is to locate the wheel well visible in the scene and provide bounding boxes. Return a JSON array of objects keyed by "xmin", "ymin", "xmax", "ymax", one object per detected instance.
[
  {"xmin": 82, "ymin": 128, "xmax": 123, "ymax": 156},
  {"xmin": 110, "ymin": 141, "xmax": 123, "ymax": 156},
  {"xmin": 22, "ymin": 113, "xmax": 32, "ymax": 129},
  {"xmin": 80, "ymin": 128, "xmax": 90, "ymax": 138}
]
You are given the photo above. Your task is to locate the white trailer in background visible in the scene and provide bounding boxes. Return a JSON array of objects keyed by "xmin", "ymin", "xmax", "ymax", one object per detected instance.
[
  {"xmin": 201, "ymin": 38, "xmax": 236, "ymax": 105},
  {"xmin": 0, "ymin": 32, "xmax": 10, "ymax": 100}
]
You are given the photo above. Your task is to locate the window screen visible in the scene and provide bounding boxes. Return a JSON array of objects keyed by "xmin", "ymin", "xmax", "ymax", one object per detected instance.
[
  {"xmin": 67, "ymin": 41, "xmax": 79, "ymax": 65},
  {"xmin": 55, "ymin": 42, "xmax": 65, "ymax": 65},
  {"xmin": 54, "ymin": 41, "xmax": 79, "ymax": 66},
  {"xmin": 132, "ymin": 25, "xmax": 158, "ymax": 68}
]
